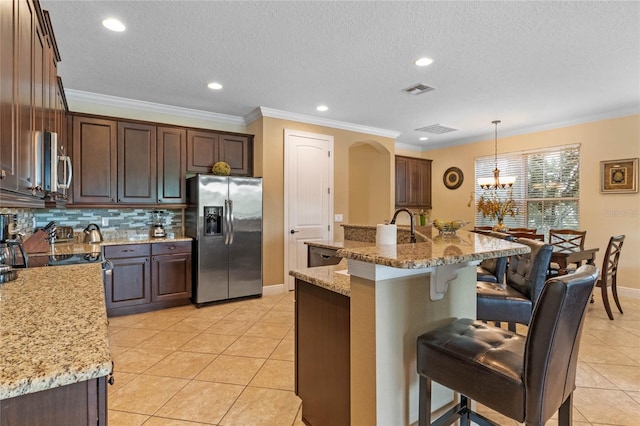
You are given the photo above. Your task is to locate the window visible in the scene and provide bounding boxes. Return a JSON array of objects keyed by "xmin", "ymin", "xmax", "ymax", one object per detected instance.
[{"xmin": 475, "ymin": 144, "xmax": 580, "ymax": 237}]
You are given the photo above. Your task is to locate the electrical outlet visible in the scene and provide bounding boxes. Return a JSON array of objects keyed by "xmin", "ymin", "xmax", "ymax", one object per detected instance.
[
  {"xmin": 334, "ymin": 214, "xmax": 343, "ymax": 222},
  {"xmin": 101, "ymin": 217, "xmax": 109, "ymax": 227}
]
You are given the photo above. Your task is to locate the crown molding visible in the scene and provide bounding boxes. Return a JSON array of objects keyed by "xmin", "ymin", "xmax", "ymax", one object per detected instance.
[
  {"xmin": 422, "ymin": 107, "xmax": 640, "ymax": 151},
  {"xmin": 394, "ymin": 142, "xmax": 425, "ymax": 152},
  {"xmin": 246, "ymin": 106, "xmax": 401, "ymax": 139},
  {"xmin": 64, "ymin": 89, "xmax": 246, "ymax": 125}
]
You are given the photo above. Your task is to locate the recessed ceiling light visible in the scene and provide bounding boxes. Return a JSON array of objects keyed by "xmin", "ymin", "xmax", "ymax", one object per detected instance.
[
  {"xmin": 316, "ymin": 105, "xmax": 328, "ymax": 112},
  {"xmin": 102, "ymin": 18, "xmax": 125, "ymax": 32},
  {"xmin": 419, "ymin": 137, "xmax": 429, "ymax": 141},
  {"xmin": 207, "ymin": 82, "xmax": 223, "ymax": 90},
  {"xmin": 414, "ymin": 57, "xmax": 433, "ymax": 67}
]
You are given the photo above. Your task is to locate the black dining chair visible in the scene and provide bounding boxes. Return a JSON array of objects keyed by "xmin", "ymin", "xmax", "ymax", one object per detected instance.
[
  {"xmin": 417, "ymin": 264, "xmax": 599, "ymax": 426},
  {"xmin": 476, "ymin": 237, "xmax": 553, "ymax": 332},
  {"xmin": 476, "ymin": 232, "xmax": 514, "ymax": 284},
  {"xmin": 597, "ymin": 234, "xmax": 625, "ymax": 320}
]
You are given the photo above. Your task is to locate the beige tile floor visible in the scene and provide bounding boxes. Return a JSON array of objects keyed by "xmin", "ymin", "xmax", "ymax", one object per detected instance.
[{"xmin": 107, "ymin": 291, "xmax": 640, "ymax": 425}]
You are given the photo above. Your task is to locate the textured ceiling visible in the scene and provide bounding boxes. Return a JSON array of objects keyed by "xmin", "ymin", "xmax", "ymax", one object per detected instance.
[{"xmin": 41, "ymin": 0, "xmax": 640, "ymax": 149}]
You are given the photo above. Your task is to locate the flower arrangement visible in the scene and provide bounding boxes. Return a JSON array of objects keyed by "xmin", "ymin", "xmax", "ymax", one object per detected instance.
[{"xmin": 477, "ymin": 189, "xmax": 516, "ymax": 221}]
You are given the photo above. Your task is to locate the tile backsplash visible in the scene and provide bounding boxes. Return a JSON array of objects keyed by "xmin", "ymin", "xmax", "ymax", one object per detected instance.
[{"xmin": 1, "ymin": 207, "xmax": 183, "ymax": 239}]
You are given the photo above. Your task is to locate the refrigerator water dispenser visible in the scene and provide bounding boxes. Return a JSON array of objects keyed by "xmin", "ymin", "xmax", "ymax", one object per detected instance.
[{"xmin": 204, "ymin": 206, "xmax": 223, "ymax": 235}]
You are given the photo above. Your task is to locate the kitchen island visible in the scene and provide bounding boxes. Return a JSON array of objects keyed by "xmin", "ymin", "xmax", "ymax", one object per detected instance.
[
  {"xmin": 291, "ymin": 229, "xmax": 529, "ymax": 425},
  {"xmin": 0, "ymin": 263, "xmax": 112, "ymax": 425}
]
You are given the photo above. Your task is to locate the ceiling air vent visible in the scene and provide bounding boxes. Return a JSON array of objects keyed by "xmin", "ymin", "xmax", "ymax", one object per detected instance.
[
  {"xmin": 415, "ymin": 124, "xmax": 458, "ymax": 134},
  {"xmin": 402, "ymin": 83, "xmax": 435, "ymax": 95}
]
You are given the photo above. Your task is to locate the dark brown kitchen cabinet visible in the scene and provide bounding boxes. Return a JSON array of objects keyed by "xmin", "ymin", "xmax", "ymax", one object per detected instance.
[
  {"xmin": 186, "ymin": 129, "xmax": 218, "ymax": 173},
  {"xmin": 219, "ymin": 133, "xmax": 252, "ymax": 175},
  {"xmin": 1, "ymin": 0, "xmax": 60, "ymax": 207},
  {"xmin": 104, "ymin": 242, "xmax": 193, "ymax": 316},
  {"xmin": 0, "ymin": 376, "xmax": 107, "ymax": 426},
  {"xmin": 151, "ymin": 241, "xmax": 192, "ymax": 302},
  {"xmin": 72, "ymin": 116, "xmax": 118, "ymax": 204},
  {"xmin": 117, "ymin": 121, "xmax": 157, "ymax": 203},
  {"xmin": 395, "ymin": 155, "xmax": 432, "ymax": 209},
  {"xmin": 0, "ymin": 0, "xmax": 17, "ymax": 192},
  {"xmin": 187, "ymin": 129, "xmax": 253, "ymax": 176},
  {"xmin": 16, "ymin": 0, "xmax": 37, "ymax": 196},
  {"xmin": 103, "ymin": 244, "xmax": 151, "ymax": 315},
  {"xmin": 157, "ymin": 126, "xmax": 186, "ymax": 203}
]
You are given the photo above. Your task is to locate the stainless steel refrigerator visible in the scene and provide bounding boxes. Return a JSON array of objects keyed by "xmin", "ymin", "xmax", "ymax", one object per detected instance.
[{"xmin": 186, "ymin": 174, "xmax": 262, "ymax": 306}]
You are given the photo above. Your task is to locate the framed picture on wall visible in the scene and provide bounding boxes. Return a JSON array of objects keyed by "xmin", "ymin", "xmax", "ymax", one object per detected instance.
[{"xmin": 600, "ymin": 158, "xmax": 638, "ymax": 193}]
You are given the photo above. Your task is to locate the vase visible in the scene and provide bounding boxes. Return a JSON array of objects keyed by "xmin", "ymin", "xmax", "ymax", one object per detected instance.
[{"xmin": 492, "ymin": 217, "xmax": 509, "ymax": 232}]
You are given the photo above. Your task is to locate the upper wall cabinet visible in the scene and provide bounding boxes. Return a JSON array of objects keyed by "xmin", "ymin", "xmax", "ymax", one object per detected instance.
[
  {"xmin": 395, "ymin": 155, "xmax": 432, "ymax": 209},
  {"xmin": 72, "ymin": 116, "xmax": 118, "ymax": 204},
  {"xmin": 187, "ymin": 129, "xmax": 253, "ymax": 176},
  {"xmin": 117, "ymin": 122, "xmax": 157, "ymax": 204},
  {"xmin": 157, "ymin": 127, "xmax": 186, "ymax": 204},
  {"xmin": 1, "ymin": 1, "xmax": 63, "ymax": 207},
  {"xmin": 71, "ymin": 114, "xmax": 253, "ymax": 206},
  {"xmin": 72, "ymin": 116, "xmax": 163, "ymax": 205}
]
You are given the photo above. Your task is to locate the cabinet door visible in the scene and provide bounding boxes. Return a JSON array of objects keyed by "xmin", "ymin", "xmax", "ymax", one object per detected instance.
[
  {"xmin": 117, "ymin": 122, "xmax": 157, "ymax": 203},
  {"xmin": 395, "ymin": 156, "xmax": 432, "ymax": 209},
  {"xmin": 16, "ymin": 0, "xmax": 37, "ymax": 195},
  {"xmin": 395, "ymin": 156, "xmax": 409, "ymax": 207},
  {"xmin": 72, "ymin": 116, "xmax": 117, "ymax": 203},
  {"xmin": 186, "ymin": 129, "xmax": 218, "ymax": 173},
  {"xmin": 157, "ymin": 127, "xmax": 186, "ymax": 203},
  {"xmin": 151, "ymin": 253, "xmax": 192, "ymax": 302},
  {"xmin": 104, "ymin": 256, "xmax": 151, "ymax": 309},
  {"xmin": 415, "ymin": 159, "xmax": 432, "ymax": 208},
  {"xmin": 219, "ymin": 134, "xmax": 252, "ymax": 176},
  {"xmin": 33, "ymin": 22, "xmax": 45, "ymax": 135},
  {"xmin": 0, "ymin": 0, "xmax": 17, "ymax": 191}
]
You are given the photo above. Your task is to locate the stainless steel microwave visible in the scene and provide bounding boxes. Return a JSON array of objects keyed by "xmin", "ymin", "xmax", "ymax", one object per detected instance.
[{"xmin": 40, "ymin": 131, "xmax": 72, "ymax": 197}]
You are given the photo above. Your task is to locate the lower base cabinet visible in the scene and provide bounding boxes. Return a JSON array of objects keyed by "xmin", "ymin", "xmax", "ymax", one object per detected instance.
[
  {"xmin": 0, "ymin": 376, "xmax": 107, "ymax": 425},
  {"xmin": 295, "ymin": 279, "xmax": 350, "ymax": 426},
  {"xmin": 104, "ymin": 241, "xmax": 192, "ymax": 316}
]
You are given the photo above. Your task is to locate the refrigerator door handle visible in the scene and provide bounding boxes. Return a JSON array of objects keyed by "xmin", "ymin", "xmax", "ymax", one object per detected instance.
[
  {"xmin": 228, "ymin": 199, "xmax": 234, "ymax": 244},
  {"xmin": 224, "ymin": 199, "xmax": 230, "ymax": 245}
]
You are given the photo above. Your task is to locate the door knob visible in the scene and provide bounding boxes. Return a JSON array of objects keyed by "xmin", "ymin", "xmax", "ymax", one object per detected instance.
[{"xmin": 290, "ymin": 229, "xmax": 299, "ymax": 234}]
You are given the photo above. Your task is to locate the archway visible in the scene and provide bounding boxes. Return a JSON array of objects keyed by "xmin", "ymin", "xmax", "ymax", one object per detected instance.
[{"xmin": 348, "ymin": 141, "xmax": 392, "ymax": 225}]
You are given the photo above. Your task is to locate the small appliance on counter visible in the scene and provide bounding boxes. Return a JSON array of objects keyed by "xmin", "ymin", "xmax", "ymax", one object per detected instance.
[
  {"xmin": 0, "ymin": 214, "xmax": 28, "ymax": 283},
  {"xmin": 53, "ymin": 226, "xmax": 74, "ymax": 243},
  {"xmin": 83, "ymin": 223, "xmax": 103, "ymax": 244},
  {"xmin": 149, "ymin": 210, "xmax": 167, "ymax": 238}
]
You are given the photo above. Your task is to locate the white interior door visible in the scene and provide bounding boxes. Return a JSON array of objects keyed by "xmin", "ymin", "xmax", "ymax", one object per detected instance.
[{"xmin": 284, "ymin": 129, "xmax": 334, "ymax": 290}]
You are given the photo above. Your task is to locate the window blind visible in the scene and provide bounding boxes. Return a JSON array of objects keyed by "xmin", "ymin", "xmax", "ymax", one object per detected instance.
[{"xmin": 475, "ymin": 144, "xmax": 581, "ymax": 238}]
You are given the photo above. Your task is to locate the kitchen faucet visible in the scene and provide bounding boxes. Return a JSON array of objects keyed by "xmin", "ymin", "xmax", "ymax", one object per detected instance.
[{"xmin": 390, "ymin": 208, "xmax": 416, "ymax": 243}]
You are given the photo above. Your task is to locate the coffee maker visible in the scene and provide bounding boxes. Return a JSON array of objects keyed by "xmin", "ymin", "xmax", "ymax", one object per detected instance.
[
  {"xmin": 0, "ymin": 214, "xmax": 28, "ymax": 283},
  {"xmin": 149, "ymin": 210, "xmax": 167, "ymax": 238}
]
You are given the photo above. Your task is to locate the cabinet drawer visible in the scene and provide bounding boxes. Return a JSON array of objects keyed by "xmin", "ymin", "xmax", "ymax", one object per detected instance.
[
  {"xmin": 104, "ymin": 244, "xmax": 151, "ymax": 259},
  {"xmin": 151, "ymin": 241, "xmax": 192, "ymax": 255}
]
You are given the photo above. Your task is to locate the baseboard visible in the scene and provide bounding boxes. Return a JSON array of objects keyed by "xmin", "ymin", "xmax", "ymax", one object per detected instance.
[
  {"xmin": 263, "ymin": 283, "xmax": 287, "ymax": 296},
  {"xmin": 617, "ymin": 286, "xmax": 640, "ymax": 299}
]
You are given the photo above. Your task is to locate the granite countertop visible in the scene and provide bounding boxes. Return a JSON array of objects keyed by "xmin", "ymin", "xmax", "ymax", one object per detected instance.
[
  {"xmin": 100, "ymin": 236, "xmax": 192, "ymax": 246},
  {"xmin": 305, "ymin": 240, "xmax": 374, "ymax": 251},
  {"xmin": 0, "ymin": 263, "xmax": 112, "ymax": 400},
  {"xmin": 291, "ymin": 229, "xmax": 530, "ymax": 296},
  {"xmin": 337, "ymin": 229, "xmax": 529, "ymax": 269},
  {"xmin": 289, "ymin": 259, "xmax": 351, "ymax": 297},
  {"xmin": 27, "ymin": 236, "xmax": 193, "ymax": 258}
]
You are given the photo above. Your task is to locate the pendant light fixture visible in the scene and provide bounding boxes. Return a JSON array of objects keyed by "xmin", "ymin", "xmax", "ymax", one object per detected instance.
[{"xmin": 477, "ymin": 120, "xmax": 516, "ymax": 190}]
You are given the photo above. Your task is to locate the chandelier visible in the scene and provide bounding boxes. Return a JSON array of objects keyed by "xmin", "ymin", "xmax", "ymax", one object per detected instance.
[{"xmin": 477, "ymin": 120, "xmax": 516, "ymax": 190}]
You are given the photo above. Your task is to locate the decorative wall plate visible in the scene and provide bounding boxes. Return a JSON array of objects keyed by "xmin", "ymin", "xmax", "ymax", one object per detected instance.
[{"xmin": 443, "ymin": 167, "xmax": 464, "ymax": 190}]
